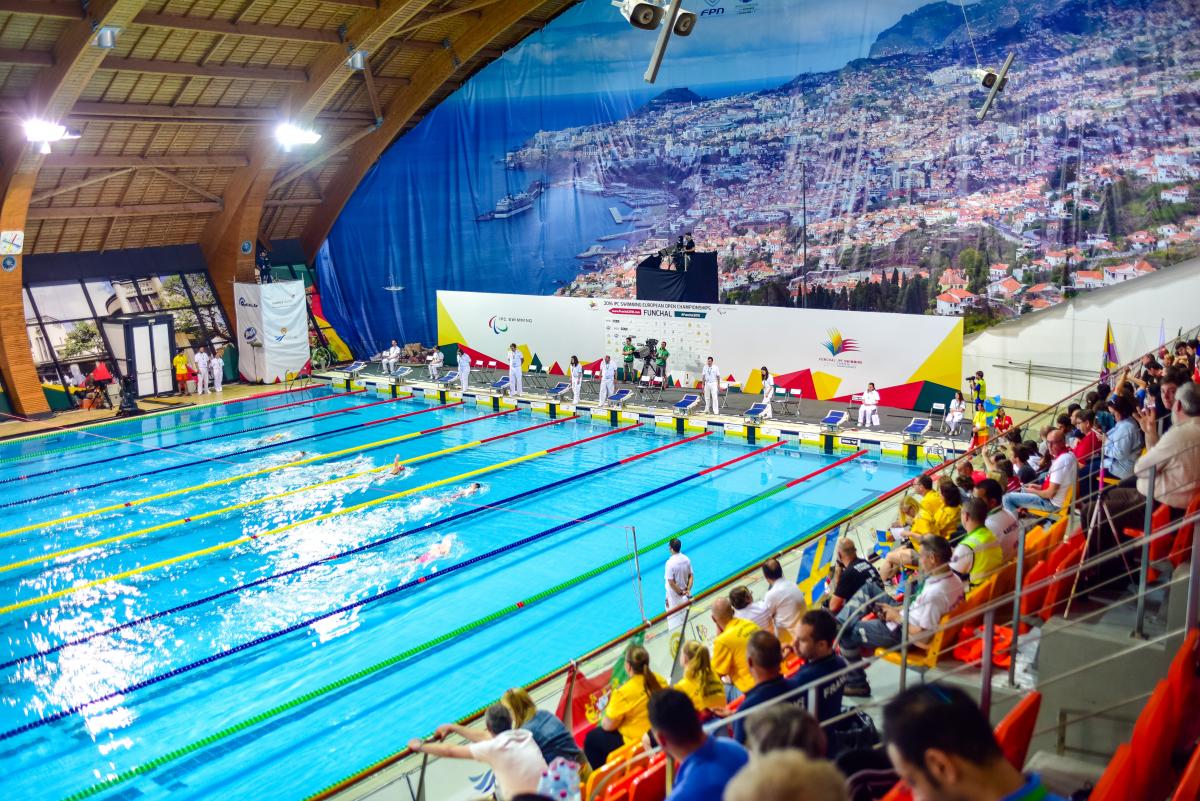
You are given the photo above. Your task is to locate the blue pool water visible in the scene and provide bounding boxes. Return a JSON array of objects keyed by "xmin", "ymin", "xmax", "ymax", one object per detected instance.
[{"xmin": 0, "ymin": 387, "xmax": 923, "ymax": 801}]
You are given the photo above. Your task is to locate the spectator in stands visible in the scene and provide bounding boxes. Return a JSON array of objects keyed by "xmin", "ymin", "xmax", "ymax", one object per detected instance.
[
  {"xmin": 648, "ymin": 690, "xmax": 748, "ymax": 801},
  {"xmin": 887, "ymin": 475, "xmax": 941, "ymax": 547},
  {"xmin": 665, "ymin": 538, "xmax": 693, "ymax": 632},
  {"xmin": 946, "ymin": 391, "xmax": 966, "ymax": 436},
  {"xmin": 1092, "ymin": 392, "xmax": 1116, "ymax": 432},
  {"xmin": 840, "ymin": 536, "xmax": 964, "ymax": 697},
  {"xmin": 1154, "ymin": 365, "xmax": 1191, "ymax": 436},
  {"xmin": 410, "ymin": 704, "xmax": 547, "ymax": 799},
  {"xmin": 1072, "ymin": 410, "xmax": 1101, "ymax": 467},
  {"xmin": 1023, "ymin": 439, "xmax": 1043, "ymax": 473},
  {"xmin": 711, "ymin": 597, "xmax": 759, "ymax": 697},
  {"xmin": 881, "ymin": 478, "xmax": 961, "ymax": 581},
  {"xmin": 732, "ymin": 631, "xmax": 795, "ymax": 744},
  {"xmin": 992, "ymin": 406, "xmax": 1013, "ymax": 437},
  {"xmin": 950, "ymin": 498, "xmax": 1003, "ymax": 590},
  {"xmin": 583, "ymin": 644, "xmax": 665, "ymax": 768},
  {"xmin": 762, "ymin": 558, "xmax": 807, "ymax": 644},
  {"xmin": 882, "ymin": 685, "xmax": 1067, "ymax": 801},
  {"xmin": 790, "ymin": 609, "xmax": 848, "ymax": 725},
  {"xmin": 993, "ymin": 459, "xmax": 1020, "ymax": 493},
  {"xmin": 973, "ymin": 478, "xmax": 1020, "ymax": 561},
  {"xmin": 827, "ymin": 538, "xmax": 886, "ymax": 625},
  {"xmin": 1083, "ymin": 382, "xmax": 1200, "ymax": 583},
  {"xmin": 1098, "ymin": 394, "xmax": 1141, "ymax": 480},
  {"xmin": 1002, "ymin": 430, "xmax": 1076, "ymax": 516},
  {"xmin": 675, "ymin": 641, "xmax": 728, "ymax": 718},
  {"xmin": 741, "ymin": 704, "xmax": 826, "ymax": 758},
  {"xmin": 954, "ymin": 474, "xmax": 975, "ymax": 504},
  {"xmin": 730, "ymin": 586, "xmax": 774, "ymax": 632},
  {"xmin": 970, "ymin": 400, "xmax": 990, "ymax": 449},
  {"xmin": 500, "ymin": 687, "xmax": 590, "ymax": 778},
  {"xmin": 724, "ymin": 750, "xmax": 850, "ymax": 801},
  {"xmin": 1011, "ymin": 445, "xmax": 1037, "ymax": 484}
]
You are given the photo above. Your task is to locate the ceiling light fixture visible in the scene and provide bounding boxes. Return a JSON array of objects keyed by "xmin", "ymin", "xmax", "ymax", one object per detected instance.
[
  {"xmin": 346, "ymin": 49, "xmax": 368, "ymax": 70},
  {"xmin": 275, "ymin": 122, "xmax": 321, "ymax": 152},
  {"xmin": 93, "ymin": 25, "xmax": 120, "ymax": 49}
]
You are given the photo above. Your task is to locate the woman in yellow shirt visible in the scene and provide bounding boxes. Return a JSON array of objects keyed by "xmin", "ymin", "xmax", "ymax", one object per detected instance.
[
  {"xmin": 583, "ymin": 645, "xmax": 665, "ymax": 769},
  {"xmin": 673, "ymin": 641, "xmax": 728, "ymax": 718},
  {"xmin": 881, "ymin": 478, "xmax": 960, "ymax": 580}
]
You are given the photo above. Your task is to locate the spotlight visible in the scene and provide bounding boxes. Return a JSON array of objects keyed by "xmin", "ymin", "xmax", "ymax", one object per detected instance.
[
  {"xmin": 93, "ymin": 25, "xmax": 120, "ymax": 49},
  {"xmin": 346, "ymin": 49, "xmax": 368, "ymax": 70},
  {"xmin": 977, "ymin": 52, "xmax": 1015, "ymax": 121},
  {"xmin": 39, "ymin": 141, "xmax": 51, "ymax": 155},
  {"xmin": 24, "ymin": 119, "xmax": 67, "ymax": 144},
  {"xmin": 612, "ymin": 0, "xmax": 664, "ymax": 30},
  {"xmin": 672, "ymin": 9, "xmax": 696, "ymax": 36},
  {"xmin": 275, "ymin": 122, "xmax": 321, "ymax": 151}
]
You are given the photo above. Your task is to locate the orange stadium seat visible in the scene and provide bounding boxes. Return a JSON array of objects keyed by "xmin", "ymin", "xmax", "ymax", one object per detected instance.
[
  {"xmin": 629, "ymin": 758, "xmax": 667, "ymax": 801},
  {"xmin": 1122, "ymin": 503, "xmax": 1174, "ymax": 581},
  {"xmin": 1167, "ymin": 490, "xmax": 1200, "ymax": 569},
  {"xmin": 1088, "ymin": 743, "xmax": 1133, "ymax": 801},
  {"xmin": 1039, "ymin": 540, "xmax": 1085, "ymax": 621},
  {"xmin": 994, "ymin": 692, "xmax": 1042, "ymax": 770}
]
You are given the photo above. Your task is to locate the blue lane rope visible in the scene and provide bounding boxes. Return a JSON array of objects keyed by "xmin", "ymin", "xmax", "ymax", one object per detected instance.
[
  {"xmin": 0, "ymin": 401, "xmax": 441, "ymax": 510},
  {"xmin": 0, "ymin": 433, "xmax": 758, "ymax": 741}
]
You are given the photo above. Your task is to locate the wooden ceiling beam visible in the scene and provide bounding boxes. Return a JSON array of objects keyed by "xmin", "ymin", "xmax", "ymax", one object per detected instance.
[
  {"xmin": 0, "ymin": 0, "xmax": 82, "ymax": 20},
  {"xmin": 27, "ymin": 200, "xmax": 221, "ymax": 220},
  {"xmin": 101, "ymin": 55, "xmax": 309, "ymax": 82},
  {"xmin": 60, "ymin": 100, "xmax": 378, "ymax": 123},
  {"xmin": 0, "ymin": 48, "xmax": 54, "ymax": 67},
  {"xmin": 0, "ymin": 0, "xmax": 150, "ymax": 417},
  {"xmin": 43, "ymin": 154, "xmax": 249, "ymax": 168},
  {"xmin": 321, "ymin": 0, "xmax": 381, "ymax": 7},
  {"xmin": 131, "ymin": 11, "xmax": 343, "ymax": 44},
  {"xmin": 301, "ymin": 0, "xmax": 544, "ymax": 258},
  {"xmin": 29, "ymin": 167, "xmax": 133, "ymax": 203}
]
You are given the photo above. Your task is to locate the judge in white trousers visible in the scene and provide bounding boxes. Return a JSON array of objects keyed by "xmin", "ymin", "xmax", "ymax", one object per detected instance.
[
  {"xmin": 195, "ymin": 349, "xmax": 211, "ymax": 395},
  {"xmin": 759, "ymin": 366, "xmax": 774, "ymax": 419},
  {"xmin": 598, "ymin": 355, "xmax": 616, "ymax": 405},
  {"xmin": 382, "ymin": 340, "xmax": 401, "ymax": 373},
  {"xmin": 506, "ymin": 343, "xmax": 523, "ymax": 396},
  {"xmin": 858, "ymin": 381, "xmax": 881, "ymax": 427},
  {"xmin": 457, "ymin": 349, "xmax": 471, "ymax": 391},
  {"xmin": 568, "ymin": 356, "xmax": 583, "ymax": 405},
  {"xmin": 428, "ymin": 348, "xmax": 444, "ymax": 380},
  {"xmin": 210, "ymin": 347, "xmax": 223, "ymax": 392},
  {"xmin": 701, "ymin": 356, "xmax": 721, "ymax": 414}
]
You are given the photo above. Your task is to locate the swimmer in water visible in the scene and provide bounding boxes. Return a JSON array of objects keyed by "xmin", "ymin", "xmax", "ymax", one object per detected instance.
[
  {"xmin": 263, "ymin": 432, "xmax": 289, "ymax": 444},
  {"xmin": 447, "ymin": 482, "xmax": 483, "ymax": 501},
  {"xmin": 416, "ymin": 535, "xmax": 455, "ymax": 565},
  {"xmin": 389, "ymin": 455, "xmax": 407, "ymax": 476}
]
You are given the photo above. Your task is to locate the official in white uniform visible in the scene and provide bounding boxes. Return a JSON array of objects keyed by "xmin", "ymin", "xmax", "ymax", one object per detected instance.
[
  {"xmin": 568, "ymin": 356, "xmax": 583, "ymax": 405},
  {"xmin": 210, "ymin": 346, "xmax": 223, "ymax": 392},
  {"xmin": 457, "ymin": 349, "xmax": 471, "ymax": 391},
  {"xmin": 382, "ymin": 340, "xmax": 401, "ymax": 374},
  {"xmin": 759, "ymin": 366, "xmax": 774, "ymax": 419},
  {"xmin": 428, "ymin": 348, "xmax": 444, "ymax": 380},
  {"xmin": 507, "ymin": 343, "xmax": 523, "ymax": 396},
  {"xmin": 664, "ymin": 537, "xmax": 693, "ymax": 633},
  {"xmin": 598, "ymin": 355, "xmax": 616, "ymax": 405},
  {"xmin": 859, "ymin": 381, "xmax": 881, "ymax": 428},
  {"xmin": 701, "ymin": 356, "xmax": 721, "ymax": 414},
  {"xmin": 195, "ymin": 349, "xmax": 211, "ymax": 395}
]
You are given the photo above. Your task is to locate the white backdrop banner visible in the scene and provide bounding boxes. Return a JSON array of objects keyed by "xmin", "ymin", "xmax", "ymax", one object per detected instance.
[
  {"xmin": 437, "ymin": 292, "xmax": 963, "ymax": 409},
  {"xmin": 235, "ymin": 281, "xmax": 308, "ymax": 383}
]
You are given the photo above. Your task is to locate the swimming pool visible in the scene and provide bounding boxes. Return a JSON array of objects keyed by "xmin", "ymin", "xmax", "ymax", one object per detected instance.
[{"xmin": 0, "ymin": 386, "xmax": 924, "ymax": 801}]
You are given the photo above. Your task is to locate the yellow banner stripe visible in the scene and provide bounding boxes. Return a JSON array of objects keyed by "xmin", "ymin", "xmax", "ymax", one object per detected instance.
[
  {"xmin": 0, "ymin": 448, "xmax": 551, "ymax": 616},
  {"xmin": 0, "ymin": 441, "xmax": 487, "ymax": 575},
  {"xmin": 0, "ymin": 406, "xmax": 491, "ymax": 542}
]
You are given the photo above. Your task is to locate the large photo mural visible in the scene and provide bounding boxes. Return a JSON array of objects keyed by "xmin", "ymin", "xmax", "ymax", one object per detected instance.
[{"xmin": 319, "ymin": 0, "xmax": 1200, "ymax": 356}]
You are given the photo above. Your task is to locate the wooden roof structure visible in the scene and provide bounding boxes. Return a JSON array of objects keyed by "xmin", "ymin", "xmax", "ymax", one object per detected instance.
[{"xmin": 0, "ymin": 0, "xmax": 577, "ymax": 415}]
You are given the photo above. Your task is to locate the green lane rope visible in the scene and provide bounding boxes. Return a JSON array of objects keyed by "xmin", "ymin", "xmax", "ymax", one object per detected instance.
[{"xmin": 59, "ymin": 452, "xmax": 861, "ymax": 801}]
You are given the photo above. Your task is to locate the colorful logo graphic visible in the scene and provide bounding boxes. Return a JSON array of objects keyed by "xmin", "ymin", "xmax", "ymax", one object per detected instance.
[
  {"xmin": 272, "ymin": 326, "xmax": 288, "ymax": 342},
  {"xmin": 822, "ymin": 328, "xmax": 859, "ymax": 357},
  {"xmin": 488, "ymin": 315, "xmax": 508, "ymax": 334},
  {"xmin": 242, "ymin": 326, "xmax": 258, "ymax": 342}
]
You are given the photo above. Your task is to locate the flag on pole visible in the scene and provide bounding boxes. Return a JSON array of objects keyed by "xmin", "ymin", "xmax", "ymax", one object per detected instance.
[{"xmin": 1101, "ymin": 321, "xmax": 1119, "ymax": 383}]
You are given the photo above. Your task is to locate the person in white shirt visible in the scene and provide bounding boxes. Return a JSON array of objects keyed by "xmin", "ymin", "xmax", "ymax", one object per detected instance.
[
  {"xmin": 1003, "ymin": 430, "xmax": 1076, "ymax": 515},
  {"xmin": 568, "ymin": 355, "xmax": 583, "ymax": 405},
  {"xmin": 507, "ymin": 343, "xmax": 523, "ymax": 396},
  {"xmin": 210, "ymin": 345, "xmax": 224, "ymax": 392},
  {"xmin": 701, "ymin": 356, "xmax": 721, "ymax": 414},
  {"xmin": 427, "ymin": 348, "xmax": 444, "ymax": 380},
  {"xmin": 382, "ymin": 340, "xmax": 402, "ymax": 374},
  {"xmin": 599, "ymin": 355, "xmax": 616, "ymax": 405},
  {"xmin": 195, "ymin": 349, "xmax": 211, "ymax": 395},
  {"xmin": 858, "ymin": 382, "xmax": 881, "ymax": 428},
  {"xmin": 664, "ymin": 537, "xmax": 693, "ymax": 632},
  {"xmin": 409, "ymin": 705, "xmax": 547, "ymax": 801},
  {"xmin": 759, "ymin": 366, "xmax": 774, "ymax": 419},
  {"xmin": 457, "ymin": 348, "xmax": 471, "ymax": 391},
  {"xmin": 730, "ymin": 585, "xmax": 774, "ymax": 632},
  {"xmin": 974, "ymin": 478, "xmax": 1021, "ymax": 561},
  {"xmin": 761, "ymin": 558, "xmax": 807, "ymax": 644},
  {"xmin": 945, "ymin": 390, "xmax": 966, "ymax": 436}
]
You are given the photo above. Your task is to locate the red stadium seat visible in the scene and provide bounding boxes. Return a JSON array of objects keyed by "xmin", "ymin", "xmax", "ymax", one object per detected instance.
[
  {"xmin": 629, "ymin": 760, "xmax": 667, "ymax": 801},
  {"xmin": 1122, "ymin": 504, "xmax": 1173, "ymax": 581},
  {"xmin": 993, "ymin": 692, "xmax": 1042, "ymax": 770},
  {"xmin": 1175, "ymin": 741, "xmax": 1200, "ymax": 800},
  {"xmin": 1088, "ymin": 743, "xmax": 1133, "ymax": 801},
  {"xmin": 1018, "ymin": 561, "xmax": 1051, "ymax": 626},
  {"xmin": 1128, "ymin": 680, "xmax": 1180, "ymax": 801},
  {"xmin": 1168, "ymin": 490, "xmax": 1200, "ymax": 569},
  {"xmin": 1039, "ymin": 541, "xmax": 1084, "ymax": 621}
]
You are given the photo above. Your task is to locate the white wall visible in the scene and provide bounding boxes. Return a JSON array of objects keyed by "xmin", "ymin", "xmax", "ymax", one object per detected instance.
[{"xmin": 963, "ymin": 256, "xmax": 1200, "ymax": 406}]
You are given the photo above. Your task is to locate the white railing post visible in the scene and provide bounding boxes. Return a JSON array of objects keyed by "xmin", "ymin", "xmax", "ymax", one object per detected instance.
[
  {"xmin": 899, "ymin": 575, "xmax": 917, "ymax": 694},
  {"xmin": 1008, "ymin": 532, "xmax": 1026, "ymax": 687},
  {"xmin": 1134, "ymin": 466, "xmax": 1157, "ymax": 639},
  {"xmin": 980, "ymin": 607, "xmax": 996, "ymax": 717}
]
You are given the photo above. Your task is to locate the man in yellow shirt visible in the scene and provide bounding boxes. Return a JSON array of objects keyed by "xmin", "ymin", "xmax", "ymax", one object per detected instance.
[
  {"xmin": 172, "ymin": 350, "xmax": 191, "ymax": 396},
  {"xmin": 881, "ymin": 475, "xmax": 945, "ymax": 580},
  {"xmin": 710, "ymin": 597, "xmax": 759, "ymax": 696}
]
